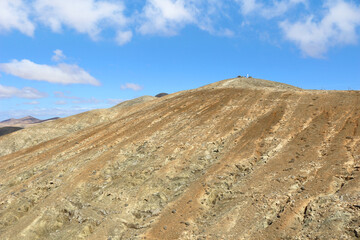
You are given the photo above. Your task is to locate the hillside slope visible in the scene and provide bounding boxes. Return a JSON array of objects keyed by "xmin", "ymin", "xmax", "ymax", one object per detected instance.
[
  {"xmin": 0, "ymin": 96, "xmax": 157, "ymax": 156},
  {"xmin": 0, "ymin": 77, "xmax": 359, "ymax": 240}
]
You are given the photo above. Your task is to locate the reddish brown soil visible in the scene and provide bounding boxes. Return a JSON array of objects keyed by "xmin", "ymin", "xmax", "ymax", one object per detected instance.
[{"xmin": 0, "ymin": 78, "xmax": 359, "ymax": 239}]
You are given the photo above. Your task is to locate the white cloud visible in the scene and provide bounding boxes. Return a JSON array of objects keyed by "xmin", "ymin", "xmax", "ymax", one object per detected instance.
[
  {"xmin": 52, "ymin": 49, "xmax": 66, "ymax": 62},
  {"xmin": 236, "ymin": 0, "xmax": 262, "ymax": 15},
  {"xmin": 2, "ymin": 0, "xmax": 358, "ymax": 59},
  {"xmin": 0, "ymin": 84, "xmax": 47, "ymax": 99},
  {"xmin": 190, "ymin": 1, "xmax": 235, "ymax": 37},
  {"xmin": 120, "ymin": 83, "xmax": 143, "ymax": 91},
  {"xmin": 0, "ymin": 0, "xmax": 35, "ymax": 36},
  {"xmin": 1, "ymin": 0, "xmax": 132, "ymax": 44},
  {"xmin": 54, "ymin": 91, "xmax": 101, "ymax": 104},
  {"xmin": 236, "ymin": 0, "xmax": 307, "ymax": 18},
  {"xmin": 72, "ymin": 97, "xmax": 102, "ymax": 104},
  {"xmin": 0, "ymin": 59, "xmax": 101, "ymax": 86},
  {"xmin": 280, "ymin": 0, "xmax": 360, "ymax": 58},
  {"xmin": 138, "ymin": 0, "xmax": 196, "ymax": 35},
  {"xmin": 33, "ymin": 0, "xmax": 129, "ymax": 40},
  {"xmin": 54, "ymin": 91, "xmax": 80, "ymax": 99},
  {"xmin": 55, "ymin": 100, "xmax": 67, "ymax": 105},
  {"xmin": 138, "ymin": 0, "xmax": 234, "ymax": 37},
  {"xmin": 261, "ymin": 0, "xmax": 307, "ymax": 19},
  {"xmin": 116, "ymin": 30, "xmax": 133, "ymax": 45},
  {"xmin": 220, "ymin": 29, "xmax": 235, "ymax": 37},
  {"xmin": 24, "ymin": 100, "xmax": 40, "ymax": 105},
  {"xmin": 0, "ymin": 0, "xmax": 244, "ymax": 43}
]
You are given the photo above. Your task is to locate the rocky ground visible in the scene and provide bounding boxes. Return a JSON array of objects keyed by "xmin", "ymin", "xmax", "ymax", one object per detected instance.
[{"xmin": 0, "ymin": 77, "xmax": 359, "ymax": 239}]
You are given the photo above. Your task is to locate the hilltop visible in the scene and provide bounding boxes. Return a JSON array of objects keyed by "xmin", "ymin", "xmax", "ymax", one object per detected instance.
[
  {"xmin": 199, "ymin": 77, "xmax": 302, "ymax": 91},
  {"xmin": 0, "ymin": 77, "xmax": 359, "ymax": 240}
]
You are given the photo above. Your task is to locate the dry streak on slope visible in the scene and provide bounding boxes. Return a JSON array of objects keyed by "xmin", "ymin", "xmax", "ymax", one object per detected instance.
[{"xmin": 0, "ymin": 78, "xmax": 359, "ymax": 240}]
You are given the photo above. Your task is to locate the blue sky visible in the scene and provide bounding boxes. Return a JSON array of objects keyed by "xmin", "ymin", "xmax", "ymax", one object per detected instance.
[{"xmin": 0, "ymin": 0, "xmax": 360, "ymax": 120}]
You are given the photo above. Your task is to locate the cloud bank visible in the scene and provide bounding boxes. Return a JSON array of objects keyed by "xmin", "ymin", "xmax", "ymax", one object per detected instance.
[
  {"xmin": 0, "ymin": 0, "xmax": 360, "ymax": 57},
  {"xmin": 33, "ymin": 0, "xmax": 129, "ymax": 40},
  {"xmin": 280, "ymin": 0, "xmax": 360, "ymax": 58},
  {"xmin": 0, "ymin": 59, "xmax": 100, "ymax": 86},
  {"xmin": 0, "ymin": 0, "xmax": 35, "ymax": 36},
  {"xmin": 0, "ymin": 84, "xmax": 47, "ymax": 99},
  {"xmin": 138, "ymin": 0, "xmax": 195, "ymax": 36}
]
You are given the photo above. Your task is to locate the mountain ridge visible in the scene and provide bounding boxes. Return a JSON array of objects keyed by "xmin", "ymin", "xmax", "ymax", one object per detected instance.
[
  {"xmin": 199, "ymin": 77, "xmax": 302, "ymax": 91},
  {"xmin": 0, "ymin": 116, "xmax": 60, "ymax": 128},
  {"xmin": 0, "ymin": 78, "xmax": 359, "ymax": 239}
]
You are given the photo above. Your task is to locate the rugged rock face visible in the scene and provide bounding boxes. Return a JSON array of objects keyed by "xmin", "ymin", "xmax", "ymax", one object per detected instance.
[{"xmin": 0, "ymin": 77, "xmax": 359, "ymax": 240}]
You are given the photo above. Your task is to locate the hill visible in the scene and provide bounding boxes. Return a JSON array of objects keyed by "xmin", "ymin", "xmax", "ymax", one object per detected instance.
[
  {"xmin": 0, "ymin": 77, "xmax": 359, "ymax": 240},
  {"xmin": 199, "ymin": 77, "xmax": 302, "ymax": 91}
]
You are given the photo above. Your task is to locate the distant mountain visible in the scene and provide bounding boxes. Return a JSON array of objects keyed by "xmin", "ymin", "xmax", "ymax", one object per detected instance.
[
  {"xmin": 0, "ymin": 116, "xmax": 41, "ymax": 125},
  {"xmin": 0, "ymin": 118, "xmax": 14, "ymax": 123},
  {"xmin": 0, "ymin": 116, "xmax": 60, "ymax": 128}
]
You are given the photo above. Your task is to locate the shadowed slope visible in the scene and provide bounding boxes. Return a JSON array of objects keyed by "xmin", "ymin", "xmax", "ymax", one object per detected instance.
[
  {"xmin": 0, "ymin": 79, "xmax": 359, "ymax": 240},
  {"xmin": 0, "ymin": 127, "xmax": 23, "ymax": 137}
]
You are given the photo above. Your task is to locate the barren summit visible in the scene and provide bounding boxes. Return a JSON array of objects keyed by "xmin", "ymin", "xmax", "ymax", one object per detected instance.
[
  {"xmin": 199, "ymin": 77, "xmax": 302, "ymax": 91},
  {"xmin": 0, "ymin": 78, "xmax": 359, "ymax": 240}
]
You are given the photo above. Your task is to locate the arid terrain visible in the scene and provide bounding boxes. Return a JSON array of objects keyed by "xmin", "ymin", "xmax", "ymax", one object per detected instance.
[
  {"xmin": 0, "ymin": 77, "xmax": 359, "ymax": 240},
  {"xmin": 0, "ymin": 116, "xmax": 60, "ymax": 137}
]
